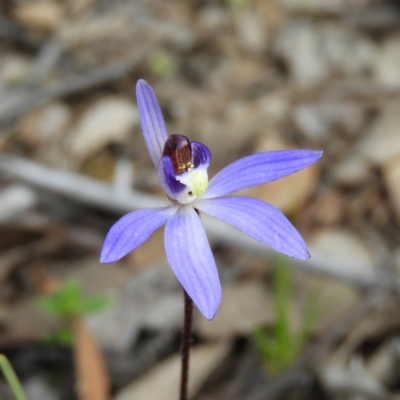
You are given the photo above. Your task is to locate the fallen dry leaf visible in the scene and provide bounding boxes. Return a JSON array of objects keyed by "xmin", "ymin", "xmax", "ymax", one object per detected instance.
[
  {"xmin": 68, "ymin": 97, "xmax": 139, "ymax": 162},
  {"xmin": 308, "ymin": 228, "xmax": 375, "ymax": 273},
  {"xmin": 73, "ymin": 317, "xmax": 109, "ymax": 400},
  {"xmin": 13, "ymin": 1, "xmax": 64, "ymax": 33}
]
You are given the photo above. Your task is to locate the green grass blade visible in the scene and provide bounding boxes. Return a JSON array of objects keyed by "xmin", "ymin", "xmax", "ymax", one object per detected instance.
[
  {"xmin": 0, "ymin": 354, "xmax": 28, "ymax": 400},
  {"xmin": 273, "ymin": 255, "xmax": 292, "ymax": 362}
]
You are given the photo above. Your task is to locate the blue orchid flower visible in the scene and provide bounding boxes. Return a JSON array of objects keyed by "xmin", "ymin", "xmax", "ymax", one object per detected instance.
[{"xmin": 101, "ymin": 80, "xmax": 322, "ymax": 320}]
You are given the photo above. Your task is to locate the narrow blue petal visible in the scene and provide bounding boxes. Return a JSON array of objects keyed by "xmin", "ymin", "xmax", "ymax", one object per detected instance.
[
  {"xmin": 136, "ymin": 80, "xmax": 169, "ymax": 167},
  {"xmin": 201, "ymin": 150, "xmax": 322, "ymax": 199},
  {"xmin": 191, "ymin": 141, "xmax": 211, "ymax": 169},
  {"xmin": 101, "ymin": 206, "xmax": 177, "ymax": 263},
  {"xmin": 164, "ymin": 206, "xmax": 221, "ymax": 320},
  {"xmin": 158, "ymin": 156, "xmax": 186, "ymax": 200},
  {"xmin": 195, "ymin": 197, "xmax": 309, "ymax": 259}
]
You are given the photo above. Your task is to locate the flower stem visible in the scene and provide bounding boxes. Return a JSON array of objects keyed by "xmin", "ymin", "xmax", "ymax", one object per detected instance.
[{"xmin": 180, "ymin": 290, "xmax": 193, "ymax": 400}]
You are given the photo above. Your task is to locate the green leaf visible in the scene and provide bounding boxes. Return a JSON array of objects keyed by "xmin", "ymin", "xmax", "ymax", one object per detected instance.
[
  {"xmin": 37, "ymin": 280, "xmax": 80, "ymax": 316},
  {"xmin": 43, "ymin": 328, "xmax": 74, "ymax": 346},
  {"xmin": 37, "ymin": 297, "xmax": 64, "ymax": 315},
  {"xmin": 253, "ymin": 255, "xmax": 320, "ymax": 375},
  {"xmin": 78, "ymin": 296, "xmax": 112, "ymax": 314},
  {"xmin": 37, "ymin": 279, "xmax": 112, "ymax": 318},
  {"xmin": 148, "ymin": 52, "xmax": 176, "ymax": 78}
]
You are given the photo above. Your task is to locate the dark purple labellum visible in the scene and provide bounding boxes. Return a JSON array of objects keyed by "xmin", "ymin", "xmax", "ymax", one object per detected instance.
[{"xmin": 162, "ymin": 134, "xmax": 192, "ymax": 174}]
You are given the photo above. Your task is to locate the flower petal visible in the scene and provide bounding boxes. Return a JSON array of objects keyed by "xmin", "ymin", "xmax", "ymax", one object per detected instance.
[
  {"xmin": 195, "ymin": 197, "xmax": 309, "ymax": 259},
  {"xmin": 202, "ymin": 150, "xmax": 322, "ymax": 199},
  {"xmin": 191, "ymin": 141, "xmax": 211, "ymax": 169},
  {"xmin": 164, "ymin": 206, "xmax": 221, "ymax": 319},
  {"xmin": 158, "ymin": 155, "xmax": 187, "ymax": 200},
  {"xmin": 136, "ymin": 80, "xmax": 169, "ymax": 167},
  {"xmin": 101, "ymin": 206, "xmax": 177, "ymax": 263}
]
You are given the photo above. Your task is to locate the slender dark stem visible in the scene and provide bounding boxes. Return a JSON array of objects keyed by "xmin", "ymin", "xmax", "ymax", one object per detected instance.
[{"xmin": 180, "ymin": 290, "xmax": 193, "ymax": 400}]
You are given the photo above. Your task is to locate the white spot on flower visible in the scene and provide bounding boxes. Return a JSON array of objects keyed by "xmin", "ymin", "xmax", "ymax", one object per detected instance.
[{"xmin": 176, "ymin": 167, "xmax": 208, "ymax": 204}]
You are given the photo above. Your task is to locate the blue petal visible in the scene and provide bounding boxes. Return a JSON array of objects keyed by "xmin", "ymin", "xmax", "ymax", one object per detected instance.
[
  {"xmin": 201, "ymin": 150, "xmax": 322, "ymax": 199},
  {"xmin": 191, "ymin": 141, "xmax": 211, "ymax": 169},
  {"xmin": 136, "ymin": 80, "xmax": 169, "ymax": 167},
  {"xmin": 100, "ymin": 206, "xmax": 177, "ymax": 263},
  {"xmin": 164, "ymin": 206, "xmax": 221, "ymax": 320},
  {"xmin": 195, "ymin": 197, "xmax": 309, "ymax": 259},
  {"xmin": 158, "ymin": 156, "xmax": 187, "ymax": 200}
]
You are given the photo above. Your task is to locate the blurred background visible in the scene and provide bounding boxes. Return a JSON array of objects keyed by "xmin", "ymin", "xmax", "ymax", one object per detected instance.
[{"xmin": 1, "ymin": 0, "xmax": 400, "ymax": 399}]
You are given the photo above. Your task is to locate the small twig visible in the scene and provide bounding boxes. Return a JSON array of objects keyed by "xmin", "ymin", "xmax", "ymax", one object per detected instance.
[
  {"xmin": 26, "ymin": 38, "xmax": 65, "ymax": 85},
  {"xmin": 0, "ymin": 154, "xmax": 395, "ymax": 292},
  {"xmin": 0, "ymin": 155, "xmax": 165, "ymax": 212},
  {"xmin": 180, "ymin": 290, "xmax": 193, "ymax": 400},
  {"xmin": 0, "ymin": 50, "xmax": 146, "ymax": 127}
]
